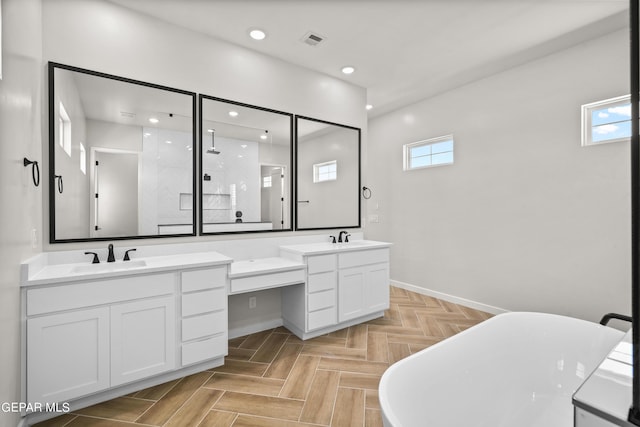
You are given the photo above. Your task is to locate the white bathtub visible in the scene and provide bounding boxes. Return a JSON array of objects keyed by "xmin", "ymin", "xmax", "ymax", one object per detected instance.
[{"xmin": 379, "ymin": 312, "xmax": 624, "ymax": 427}]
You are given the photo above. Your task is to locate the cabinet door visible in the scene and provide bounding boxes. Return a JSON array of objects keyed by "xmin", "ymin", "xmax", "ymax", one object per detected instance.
[
  {"xmin": 110, "ymin": 296, "xmax": 176, "ymax": 386},
  {"xmin": 338, "ymin": 267, "xmax": 366, "ymax": 322},
  {"xmin": 366, "ymin": 263, "xmax": 390, "ymax": 312},
  {"xmin": 27, "ymin": 307, "xmax": 110, "ymax": 404}
]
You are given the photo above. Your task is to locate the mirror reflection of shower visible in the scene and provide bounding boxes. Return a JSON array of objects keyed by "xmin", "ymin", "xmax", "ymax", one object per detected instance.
[
  {"xmin": 206, "ymin": 129, "xmax": 221, "ymax": 155},
  {"xmin": 200, "ymin": 95, "xmax": 293, "ymax": 234}
]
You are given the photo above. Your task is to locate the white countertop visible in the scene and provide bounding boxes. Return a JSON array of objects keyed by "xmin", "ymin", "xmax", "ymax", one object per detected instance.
[
  {"xmin": 280, "ymin": 239, "xmax": 391, "ymax": 255},
  {"xmin": 228, "ymin": 257, "xmax": 306, "ymax": 279},
  {"xmin": 573, "ymin": 330, "xmax": 634, "ymax": 426},
  {"xmin": 22, "ymin": 251, "xmax": 232, "ymax": 286}
]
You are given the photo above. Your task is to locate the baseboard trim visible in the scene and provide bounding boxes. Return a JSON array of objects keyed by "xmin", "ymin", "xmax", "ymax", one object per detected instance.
[
  {"xmin": 228, "ymin": 318, "xmax": 284, "ymax": 339},
  {"xmin": 390, "ymin": 280, "xmax": 508, "ymax": 315}
]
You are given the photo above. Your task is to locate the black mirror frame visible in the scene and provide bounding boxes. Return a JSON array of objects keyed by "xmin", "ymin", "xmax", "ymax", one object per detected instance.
[
  {"xmin": 294, "ymin": 115, "xmax": 361, "ymax": 231},
  {"xmin": 198, "ymin": 94, "xmax": 295, "ymax": 236},
  {"xmin": 48, "ymin": 62, "xmax": 197, "ymax": 243}
]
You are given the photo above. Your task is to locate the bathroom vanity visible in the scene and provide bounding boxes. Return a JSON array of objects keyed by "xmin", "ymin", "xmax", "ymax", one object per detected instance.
[
  {"xmin": 21, "ymin": 252, "xmax": 231, "ymax": 416},
  {"xmin": 20, "ymin": 238, "xmax": 390, "ymax": 424},
  {"xmin": 280, "ymin": 241, "xmax": 391, "ymax": 339}
]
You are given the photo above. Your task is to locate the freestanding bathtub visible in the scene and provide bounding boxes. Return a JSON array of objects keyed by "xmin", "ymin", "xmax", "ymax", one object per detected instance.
[{"xmin": 379, "ymin": 312, "xmax": 624, "ymax": 427}]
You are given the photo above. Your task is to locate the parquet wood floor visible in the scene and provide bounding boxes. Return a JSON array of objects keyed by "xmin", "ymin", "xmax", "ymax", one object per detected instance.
[{"xmin": 35, "ymin": 286, "xmax": 492, "ymax": 427}]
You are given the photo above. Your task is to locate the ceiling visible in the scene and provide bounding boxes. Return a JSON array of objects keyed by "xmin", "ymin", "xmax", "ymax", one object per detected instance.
[{"xmin": 108, "ymin": 0, "xmax": 629, "ymax": 118}]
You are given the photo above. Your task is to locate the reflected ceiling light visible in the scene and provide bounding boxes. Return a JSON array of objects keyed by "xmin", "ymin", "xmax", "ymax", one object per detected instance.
[
  {"xmin": 165, "ymin": 140, "xmax": 172, "ymax": 144},
  {"xmin": 249, "ymin": 28, "xmax": 267, "ymax": 41},
  {"xmin": 241, "ymin": 144, "xmax": 247, "ymax": 149},
  {"xmin": 341, "ymin": 66, "xmax": 355, "ymax": 75},
  {"xmin": 144, "ymin": 132, "xmax": 151, "ymax": 137},
  {"xmin": 366, "ymin": 104, "xmax": 373, "ymax": 110},
  {"xmin": 260, "ymin": 135, "xmax": 268, "ymax": 140},
  {"xmin": 207, "ymin": 128, "xmax": 215, "ymax": 133},
  {"xmin": 228, "ymin": 111, "xmax": 239, "ymax": 117},
  {"xmin": 149, "ymin": 117, "xmax": 159, "ymax": 124}
]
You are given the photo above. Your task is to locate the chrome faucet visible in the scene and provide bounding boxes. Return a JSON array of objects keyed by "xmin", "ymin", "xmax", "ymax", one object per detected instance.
[
  {"xmin": 338, "ymin": 231, "xmax": 351, "ymax": 243},
  {"xmin": 107, "ymin": 244, "xmax": 115, "ymax": 263}
]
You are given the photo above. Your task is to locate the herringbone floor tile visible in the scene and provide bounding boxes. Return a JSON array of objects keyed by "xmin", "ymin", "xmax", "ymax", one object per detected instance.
[{"xmin": 35, "ymin": 286, "xmax": 491, "ymax": 427}]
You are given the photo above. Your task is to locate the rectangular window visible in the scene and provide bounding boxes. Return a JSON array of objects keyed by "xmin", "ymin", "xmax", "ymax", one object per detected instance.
[
  {"xmin": 403, "ymin": 135, "xmax": 454, "ymax": 171},
  {"xmin": 581, "ymin": 95, "xmax": 631, "ymax": 146},
  {"xmin": 263, "ymin": 175, "xmax": 272, "ymax": 188},
  {"xmin": 313, "ymin": 160, "xmax": 337, "ymax": 183},
  {"xmin": 79, "ymin": 143, "xmax": 86, "ymax": 174},
  {"xmin": 59, "ymin": 102, "xmax": 72, "ymax": 156}
]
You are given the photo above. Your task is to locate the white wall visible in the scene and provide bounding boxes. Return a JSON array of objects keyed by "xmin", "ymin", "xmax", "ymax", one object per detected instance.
[
  {"xmin": 0, "ymin": 1, "xmax": 42, "ymax": 426},
  {"xmin": 366, "ymin": 29, "xmax": 630, "ymax": 323}
]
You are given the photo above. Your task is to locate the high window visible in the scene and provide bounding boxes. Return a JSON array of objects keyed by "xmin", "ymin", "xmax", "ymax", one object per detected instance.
[
  {"xmin": 59, "ymin": 102, "xmax": 72, "ymax": 156},
  {"xmin": 403, "ymin": 135, "xmax": 454, "ymax": 170},
  {"xmin": 313, "ymin": 160, "xmax": 337, "ymax": 183},
  {"xmin": 581, "ymin": 95, "xmax": 631, "ymax": 146}
]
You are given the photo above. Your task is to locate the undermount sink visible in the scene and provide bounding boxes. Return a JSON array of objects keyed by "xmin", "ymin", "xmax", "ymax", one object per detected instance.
[
  {"xmin": 71, "ymin": 260, "xmax": 147, "ymax": 275},
  {"xmin": 336, "ymin": 241, "xmax": 369, "ymax": 247},
  {"xmin": 280, "ymin": 239, "xmax": 392, "ymax": 255}
]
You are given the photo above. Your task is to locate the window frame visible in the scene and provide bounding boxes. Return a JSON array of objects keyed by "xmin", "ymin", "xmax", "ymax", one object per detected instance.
[
  {"xmin": 581, "ymin": 95, "xmax": 631, "ymax": 147},
  {"xmin": 59, "ymin": 101, "xmax": 72, "ymax": 157},
  {"xmin": 313, "ymin": 160, "xmax": 337, "ymax": 183},
  {"xmin": 403, "ymin": 134, "xmax": 454, "ymax": 171}
]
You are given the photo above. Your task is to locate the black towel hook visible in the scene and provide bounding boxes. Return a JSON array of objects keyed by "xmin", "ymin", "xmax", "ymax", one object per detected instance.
[
  {"xmin": 23, "ymin": 158, "xmax": 40, "ymax": 187},
  {"xmin": 54, "ymin": 175, "xmax": 64, "ymax": 194}
]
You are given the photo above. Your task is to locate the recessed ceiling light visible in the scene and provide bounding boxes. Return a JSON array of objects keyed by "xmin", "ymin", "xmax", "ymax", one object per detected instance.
[
  {"xmin": 144, "ymin": 132, "xmax": 151, "ymax": 137},
  {"xmin": 165, "ymin": 140, "xmax": 172, "ymax": 144},
  {"xmin": 260, "ymin": 134, "xmax": 268, "ymax": 140},
  {"xmin": 249, "ymin": 28, "xmax": 267, "ymax": 41},
  {"xmin": 207, "ymin": 128, "xmax": 215, "ymax": 133},
  {"xmin": 229, "ymin": 111, "xmax": 239, "ymax": 117},
  {"xmin": 149, "ymin": 117, "xmax": 159, "ymax": 124},
  {"xmin": 366, "ymin": 104, "xmax": 373, "ymax": 110},
  {"xmin": 341, "ymin": 66, "xmax": 355, "ymax": 75}
]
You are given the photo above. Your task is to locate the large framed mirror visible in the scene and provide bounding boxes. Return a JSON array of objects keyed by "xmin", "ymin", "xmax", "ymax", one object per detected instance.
[
  {"xmin": 199, "ymin": 95, "xmax": 293, "ymax": 234},
  {"xmin": 295, "ymin": 116, "xmax": 361, "ymax": 230},
  {"xmin": 49, "ymin": 62, "xmax": 197, "ymax": 242}
]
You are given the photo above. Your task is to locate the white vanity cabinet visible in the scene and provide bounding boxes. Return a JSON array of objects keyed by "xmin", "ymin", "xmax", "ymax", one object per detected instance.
[
  {"xmin": 25, "ymin": 273, "xmax": 176, "ymax": 404},
  {"xmin": 110, "ymin": 295, "xmax": 176, "ymax": 386},
  {"xmin": 180, "ymin": 267, "xmax": 228, "ymax": 366},
  {"xmin": 338, "ymin": 249, "xmax": 390, "ymax": 322},
  {"xmin": 27, "ymin": 306, "xmax": 110, "ymax": 404},
  {"xmin": 280, "ymin": 243, "xmax": 390, "ymax": 340}
]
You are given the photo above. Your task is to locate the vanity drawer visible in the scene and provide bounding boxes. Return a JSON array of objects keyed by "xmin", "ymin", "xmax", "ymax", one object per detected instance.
[
  {"xmin": 308, "ymin": 271, "xmax": 336, "ymax": 293},
  {"xmin": 339, "ymin": 249, "xmax": 389, "ymax": 269},
  {"xmin": 307, "ymin": 306, "xmax": 336, "ymax": 331},
  {"xmin": 308, "ymin": 289, "xmax": 335, "ymax": 312},
  {"xmin": 182, "ymin": 310, "xmax": 226, "ymax": 342},
  {"xmin": 229, "ymin": 269, "xmax": 305, "ymax": 294},
  {"xmin": 307, "ymin": 254, "xmax": 337, "ymax": 274},
  {"xmin": 182, "ymin": 288, "xmax": 226, "ymax": 317},
  {"xmin": 27, "ymin": 274, "xmax": 174, "ymax": 316},
  {"xmin": 181, "ymin": 333, "xmax": 227, "ymax": 366},
  {"xmin": 181, "ymin": 267, "xmax": 226, "ymax": 293}
]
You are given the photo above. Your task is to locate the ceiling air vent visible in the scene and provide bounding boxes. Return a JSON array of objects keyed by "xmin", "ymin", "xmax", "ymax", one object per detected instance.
[{"xmin": 301, "ymin": 31, "xmax": 326, "ymax": 47}]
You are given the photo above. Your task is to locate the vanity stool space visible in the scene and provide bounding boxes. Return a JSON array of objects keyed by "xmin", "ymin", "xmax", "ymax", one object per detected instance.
[
  {"xmin": 20, "ymin": 252, "xmax": 231, "ymax": 425},
  {"xmin": 280, "ymin": 241, "xmax": 391, "ymax": 340}
]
